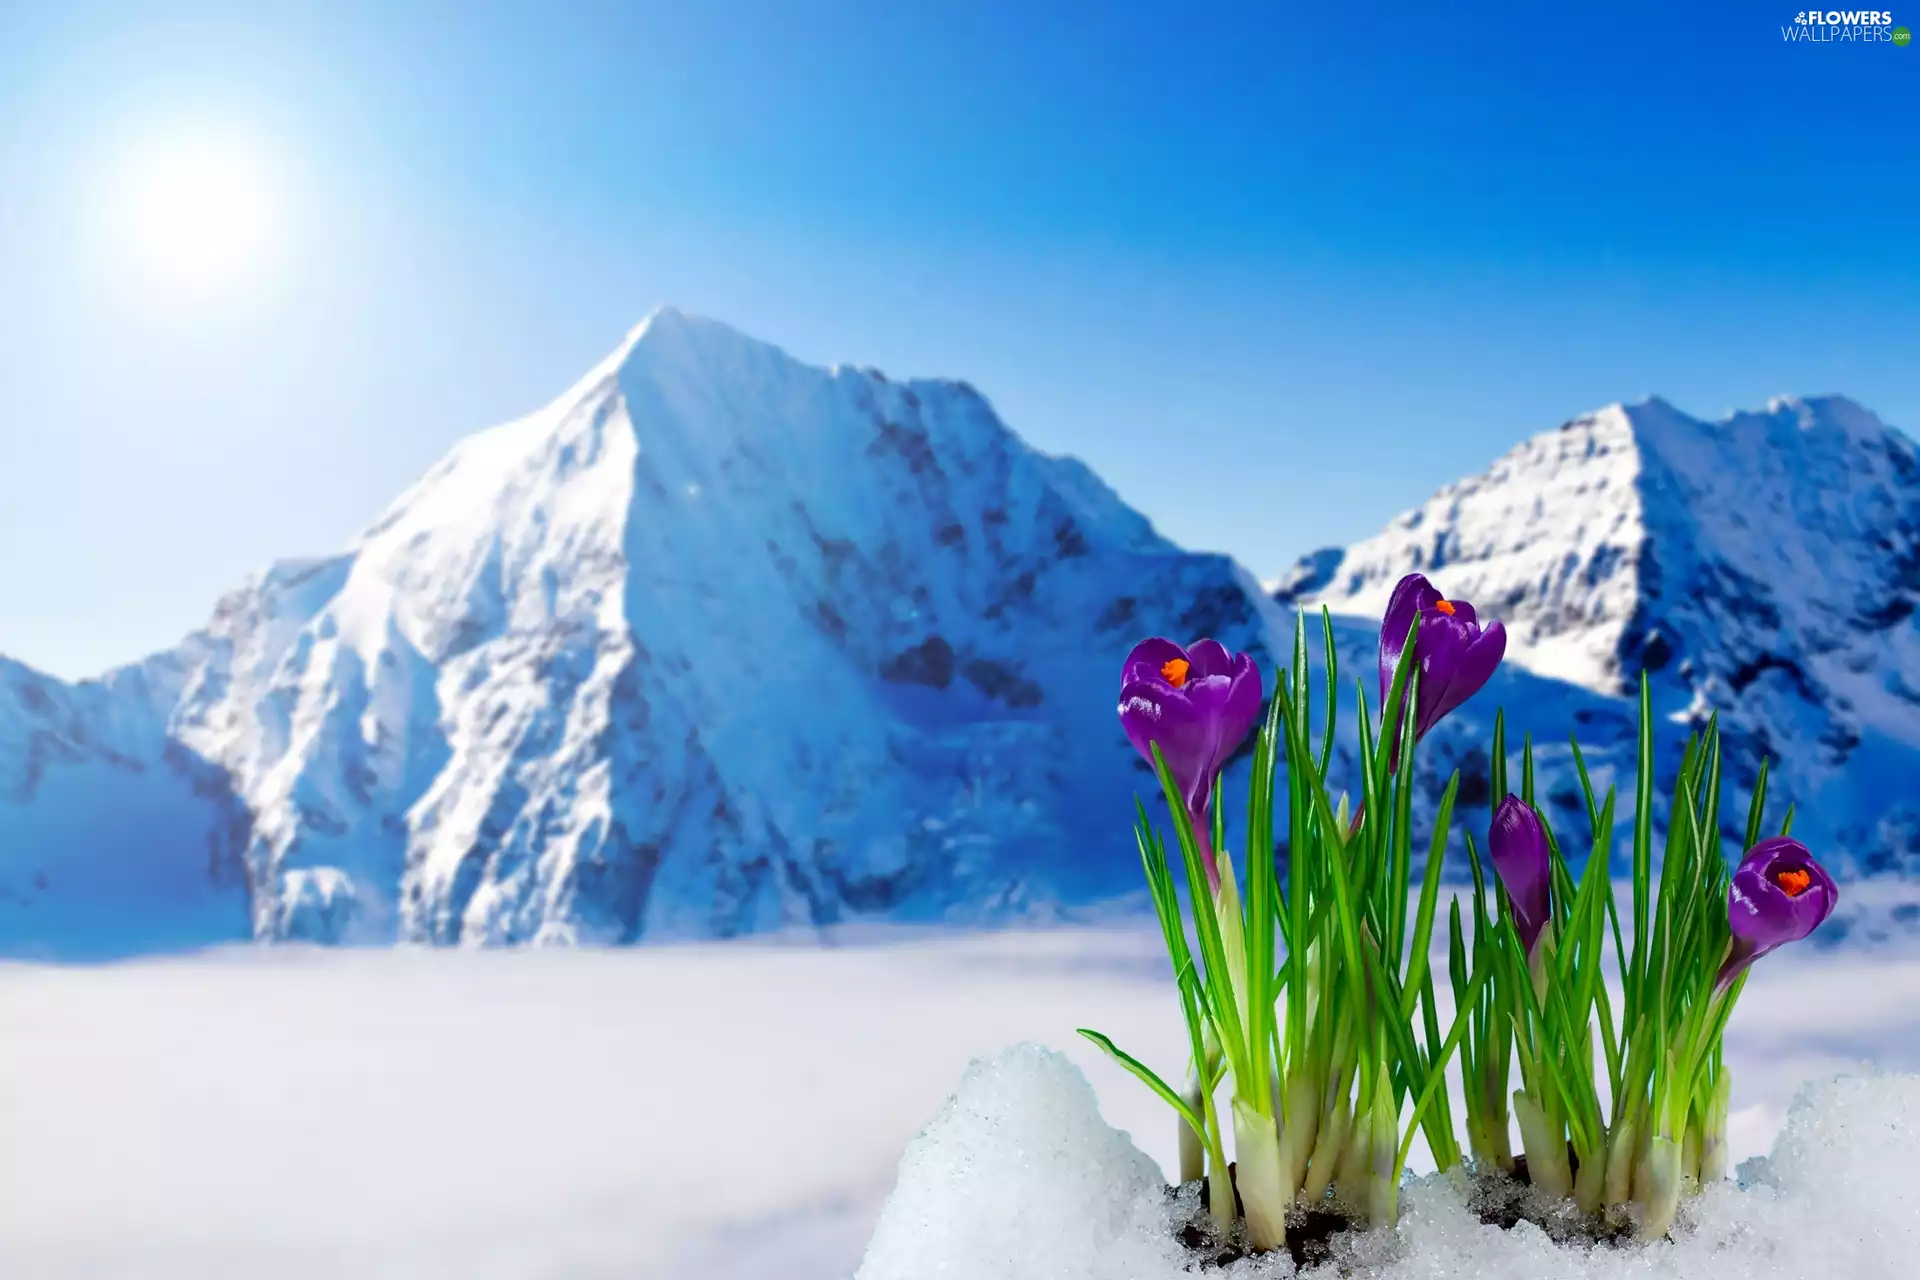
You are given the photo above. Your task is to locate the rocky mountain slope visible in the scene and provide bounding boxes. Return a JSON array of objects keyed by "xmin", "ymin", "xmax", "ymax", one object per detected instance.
[
  {"xmin": 1275, "ymin": 395, "xmax": 1920, "ymax": 899},
  {"xmin": 5, "ymin": 324, "xmax": 1915, "ymax": 956},
  {"xmin": 0, "ymin": 309, "xmax": 1286, "ymax": 951}
]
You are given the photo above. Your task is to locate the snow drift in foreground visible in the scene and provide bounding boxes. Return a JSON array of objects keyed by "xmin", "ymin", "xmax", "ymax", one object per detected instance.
[
  {"xmin": 860, "ymin": 1045, "xmax": 1920, "ymax": 1280},
  {"xmin": 1, "ymin": 925, "xmax": 1913, "ymax": 1279}
]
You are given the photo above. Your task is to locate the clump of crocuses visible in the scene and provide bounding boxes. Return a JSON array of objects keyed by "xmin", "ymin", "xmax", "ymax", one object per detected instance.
[{"xmin": 1082, "ymin": 571, "xmax": 1840, "ymax": 1257}]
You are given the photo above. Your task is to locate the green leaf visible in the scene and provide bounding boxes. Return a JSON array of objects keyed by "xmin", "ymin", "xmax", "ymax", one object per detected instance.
[
  {"xmin": 1568, "ymin": 734, "xmax": 1602, "ymax": 840},
  {"xmin": 1359, "ymin": 930, "xmax": 1427, "ymax": 1103},
  {"xmin": 1078, "ymin": 1029, "xmax": 1207, "ymax": 1142},
  {"xmin": 1318, "ymin": 607, "xmax": 1340, "ymax": 780},
  {"xmin": 1700, "ymin": 718, "xmax": 1724, "ymax": 872},
  {"xmin": 1385, "ymin": 668, "xmax": 1423, "ymax": 958},
  {"xmin": 1400, "ymin": 770, "xmax": 1459, "ymax": 1022},
  {"xmin": 1150, "ymin": 743, "xmax": 1249, "ymax": 1079},
  {"xmin": 1376, "ymin": 613, "xmax": 1422, "ymax": 797},
  {"xmin": 1742, "ymin": 757, "xmax": 1771, "ymax": 852},
  {"xmin": 1629, "ymin": 672, "xmax": 1656, "ymax": 1020},
  {"xmin": 1447, "ymin": 896, "xmax": 1469, "ymax": 1008},
  {"xmin": 1396, "ymin": 952, "xmax": 1493, "ymax": 1179},
  {"xmin": 1492, "ymin": 709, "xmax": 1508, "ymax": 804}
]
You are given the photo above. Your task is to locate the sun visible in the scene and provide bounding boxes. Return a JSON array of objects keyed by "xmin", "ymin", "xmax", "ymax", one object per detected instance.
[{"xmin": 111, "ymin": 133, "xmax": 278, "ymax": 293}]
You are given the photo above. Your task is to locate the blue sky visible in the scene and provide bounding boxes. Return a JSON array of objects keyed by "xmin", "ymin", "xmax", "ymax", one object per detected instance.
[{"xmin": 1, "ymin": 0, "xmax": 1915, "ymax": 679}]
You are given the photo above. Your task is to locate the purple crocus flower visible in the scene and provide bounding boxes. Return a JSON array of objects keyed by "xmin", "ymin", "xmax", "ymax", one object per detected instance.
[
  {"xmin": 1716, "ymin": 836, "xmax": 1838, "ymax": 991},
  {"xmin": 1118, "ymin": 637, "xmax": 1263, "ymax": 892},
  {"xmin": 1378, "ymin": 573, "xmax": 1507, "ymax": 768},
  {"xmin": 1489, "ymin": 794, "xmax": 1552, "ymax": 958}
]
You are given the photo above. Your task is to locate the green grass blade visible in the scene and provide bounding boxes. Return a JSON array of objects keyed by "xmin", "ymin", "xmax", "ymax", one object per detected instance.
[
  {"xmin": 1629, "ymin": 672, "xmax": 1656, "ymax": 1020},
  {"xmin": 1492, "ymin": 709, "xmax": 1508, "ymax": 804},
  {"xmin": 1396, "ymin": 956, "xmax": 1493, "ymax": 1179},
  {"xmin": 1400, "ymin": 770, "xmax": 1459, "ymax": 1020},
  {"xmin": 1742, "ymin": 757, "xmax": 1771, "ymax": 852},
  {"xmin": 1319, "ymin": 607, "xmax": 1340, "ymax": 780},
  {"xmin": 1569, "ymin": 734, "xmax": 1602, "ymax": 840},
  {"xmin": 1079, "ymin": 1029, "xmax": 1207, "ymax": 1139},
  {"xmin": 1386, "ymin": 668, "xmax": 1424, "ymax": 956},
  {"xmin": 1150, "ymin": 744, "xmax": 1249, "ymax": 1077}
]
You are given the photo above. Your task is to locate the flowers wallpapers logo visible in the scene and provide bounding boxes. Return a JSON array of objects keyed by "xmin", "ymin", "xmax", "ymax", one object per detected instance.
[{"xmin": 1783, "ymin": 8, "xmax": 1908, "ymax": 38}]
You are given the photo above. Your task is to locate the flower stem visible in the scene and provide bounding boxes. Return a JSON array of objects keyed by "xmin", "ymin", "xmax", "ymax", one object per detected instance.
[
  {"xmin": 1636, "ymin": 1134, "xmax": 1683, "ymax": 1241},
  {"xmin": 1513, "ymin": 1089, "xmax": 1573, "ymax": 1200},
  {"xmin": 1179, "ymin": 1068, "xmax": 1207, "ymax": 1184},
  {"xmin": 1698, "ymin": 1069, "xmax": 1732, "ymax": 1186},
  {"xmin": 1232, "ymin": 1096, "xmax": 1289, "ymax": 1251}
]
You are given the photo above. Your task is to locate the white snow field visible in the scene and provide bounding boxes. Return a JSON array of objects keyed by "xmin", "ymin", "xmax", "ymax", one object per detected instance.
[
  {"xmin": 859, "ymin": 1044, "xmax": 1920, "ymax": 1280},
  {"xmin": 2, "ymin": 924, "xmax": 1917, "ymax": 1279}
]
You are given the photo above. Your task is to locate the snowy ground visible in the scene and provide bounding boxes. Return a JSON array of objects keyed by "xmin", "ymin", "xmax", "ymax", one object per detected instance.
[{"xmin": 2, "ymin": 922, "xmax": 1916, "ymax": 1279}]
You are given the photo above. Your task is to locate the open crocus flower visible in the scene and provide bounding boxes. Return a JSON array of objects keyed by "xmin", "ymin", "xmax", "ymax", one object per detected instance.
[
  {"xmin": 1118, "ymin": 637, "xmax": 1262, "ymax": 891},
  {"xmin": 1716, "ymin": 836, "xmax": 1838, "ymax": 991},
  {"xmin": 1378, "ymin": 573, "xmax": 1507, "ymax": 766},
  {"xmin": 1490, "ymin": 794, "xmax": 1552, "ymax": 959}
]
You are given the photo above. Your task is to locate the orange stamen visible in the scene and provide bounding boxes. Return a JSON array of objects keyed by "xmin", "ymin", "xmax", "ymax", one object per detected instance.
[
  {"xmin": 1434, "ymin": 599, "xmax": 1457, "ymax": 616},
  {"xmin": 1776, "ymin": 868, "xmax": 1812, "ymax": 898},
  {"xmin": 1161, "ymin": 657, "xmax": 1191, "ymax": 688}
]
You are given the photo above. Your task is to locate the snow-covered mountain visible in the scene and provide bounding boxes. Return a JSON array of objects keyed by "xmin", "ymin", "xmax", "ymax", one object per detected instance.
[
  {"xmin": 5, "ymin": 320, "xmax": 1915, "ymax": 957},
  {"xmin": 0, "ymin": 650, "xmax": 250, "ymax": 957},
  {"xmin": 0, "ymin": 309, "xmax": 1289, "ymax": 953},
  {"xmin": 1274, "ymin": 395, "xmax": 1920, "ymax": 910}
]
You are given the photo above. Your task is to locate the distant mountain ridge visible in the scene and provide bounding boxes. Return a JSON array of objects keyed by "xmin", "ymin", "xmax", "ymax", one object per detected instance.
[
  {"xmin": 0, "ymin": 309, "xmax": 1286, "ymax": 953},
  {"xmin": 3, "ymin": 318, "xmax": 1916, "ymax": 956},
  {"xmin": 1274, "ymin": 394, "xmax": 1920, "ymax": 897}
]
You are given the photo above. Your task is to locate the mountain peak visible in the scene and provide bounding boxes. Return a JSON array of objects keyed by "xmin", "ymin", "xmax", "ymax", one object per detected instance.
[
  {"xmin": 0, "ymin": 310, "xmax": 1283, "ymax": 952},
  {"xmin": 613, "ymin": 305, "xmax": 793, "ymax": 377},
  {"xmin": 6, "ymin": 355, "xmax": 1919, "ymax": 957},
  {"xmin": 620, "ymin": 303, "xmax": 742, "ymax": 353},
  {"xmin": 1278, "ymin": 391, "xmax": 1920, "ymax": 761}
]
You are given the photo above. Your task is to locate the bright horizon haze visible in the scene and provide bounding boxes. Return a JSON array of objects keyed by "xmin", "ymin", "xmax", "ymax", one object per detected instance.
[{"xmin": 1, "ymin": 0, "xmax": 1915, "ymax": 680}]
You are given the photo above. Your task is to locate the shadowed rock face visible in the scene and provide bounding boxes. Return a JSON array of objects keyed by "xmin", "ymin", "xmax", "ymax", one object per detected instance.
[{"xmin": 0, "ymin": 650, "xmax": 253, "ymax": 958}]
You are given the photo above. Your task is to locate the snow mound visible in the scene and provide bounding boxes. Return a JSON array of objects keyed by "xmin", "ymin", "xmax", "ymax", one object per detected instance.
[
  {"xmin": 859, "ymin": 1050, "xmax": 1920, "ymax": 1280},
  {"xmin": 855, "ymin": 1043, "xmax": 1192, "ymax": 1280}
]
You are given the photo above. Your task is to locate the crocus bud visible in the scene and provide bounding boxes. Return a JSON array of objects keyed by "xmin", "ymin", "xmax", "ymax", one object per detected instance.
[
  {"xmin": 1377, "ymin": 574, "xmax": 1507, "ymax": 767},
  {"xmin": 1489, "ymin": 794, "xmax": 1552, "ymax": 959}
]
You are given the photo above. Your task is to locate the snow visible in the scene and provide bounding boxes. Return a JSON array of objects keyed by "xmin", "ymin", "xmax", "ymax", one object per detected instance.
[
  {"xmin": 0, "ymin": 655, "xmax": 251, "ymax": 960},
  {"xmin": 0, "ymin": 306, "xmax": 1292, "ymax": 952},
  {"xmin": 1281, "ymin": 395, "xmax": 1920, "ymax": 740},
  {"xmin": 859, "ymin": 969, "xmax": 1920, "ymax": 1280},
  {"xmin": 3, "ymin": 923, "xmax": 1918, "ymax": 1279},
  {"xmin": 1322, "ymin": 1071, "xmax": 1920, "ymax": 1279},
  {"xmin": 856, "ymin": 1044, "xmax": 1174, "ymax": 1280},
  {"xmin": 4, "ymin": 314, "xmax": 1918, "ymax": 958},
  {"xmin": 1277, "ymin": 392, "xmax": 1920, "ymax": 930}
]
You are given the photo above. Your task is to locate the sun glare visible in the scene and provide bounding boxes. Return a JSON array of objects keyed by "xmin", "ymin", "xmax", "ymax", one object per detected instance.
[{"xmin": 111, "ymin": 133, "xmax": 278, "ymax": 293}]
